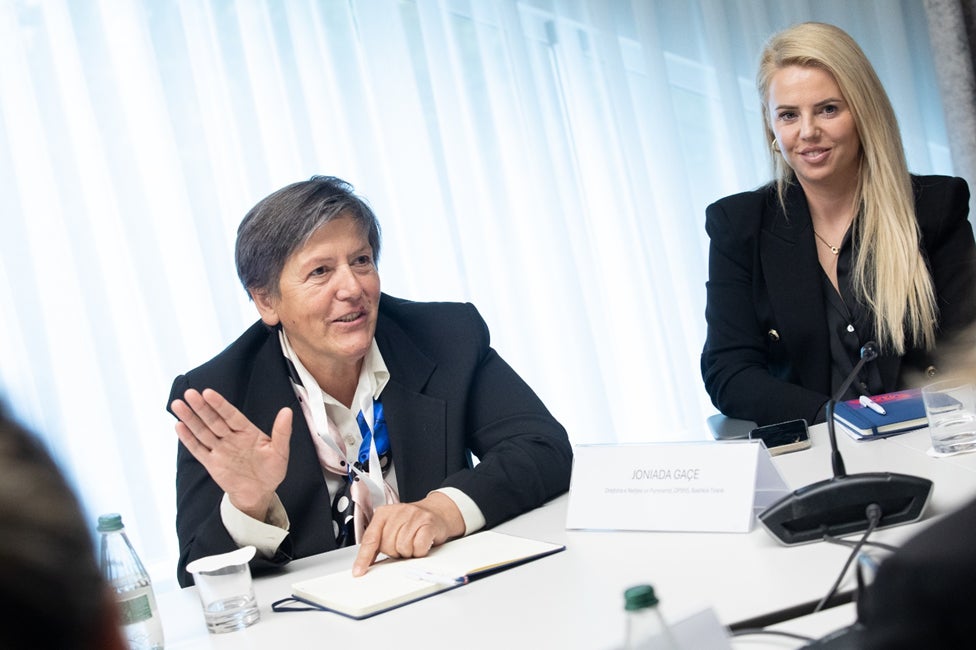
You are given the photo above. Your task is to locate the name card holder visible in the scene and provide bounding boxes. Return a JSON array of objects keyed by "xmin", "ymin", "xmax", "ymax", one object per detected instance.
[{"xmin": 565, "ymin": 441, "xmax": 790, "ymax": 533}]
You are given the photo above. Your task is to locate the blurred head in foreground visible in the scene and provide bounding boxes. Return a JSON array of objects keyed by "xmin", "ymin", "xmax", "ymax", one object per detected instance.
[{"xmin": 0, "ymin": 402, "xmax": 126, "ymax": 650}]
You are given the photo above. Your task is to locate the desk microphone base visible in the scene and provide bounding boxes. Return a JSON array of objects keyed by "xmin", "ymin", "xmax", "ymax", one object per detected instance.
[{"xmin": 758, "ymin": 472, "xmax": 933, "ymax": 545}]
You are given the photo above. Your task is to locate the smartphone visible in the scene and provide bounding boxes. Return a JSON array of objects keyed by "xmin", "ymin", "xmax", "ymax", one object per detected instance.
[{"xmin": 749, "ymin": 419, "xmax": 811, "ymax": 456}]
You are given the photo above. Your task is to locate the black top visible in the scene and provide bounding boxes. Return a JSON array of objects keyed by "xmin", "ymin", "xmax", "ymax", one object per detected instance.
[{"xmin": 821, "ymin": 230, "xmax": 883, "ymax": 402}]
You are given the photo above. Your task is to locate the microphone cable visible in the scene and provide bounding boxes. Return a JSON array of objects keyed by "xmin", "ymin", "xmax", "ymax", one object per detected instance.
[
  {"xmin": 813, "ymin": 503, "xmax": 883, "ymax": 613},
  {"xmin": 822, "ymin": 536, "xmax": 899, "ymax": 553},
  {"xmin": 728, "ymin": 627, "xmax": 816, "ymax": 643}
]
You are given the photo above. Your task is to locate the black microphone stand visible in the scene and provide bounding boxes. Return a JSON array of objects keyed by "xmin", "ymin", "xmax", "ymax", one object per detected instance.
[
  {"xmin": 824, "ymin": 341, "xmax": 880, "ymax": 479},
  {"xmin": 758, "ymin": 342, "xmax": 933, "ymax": 545}
]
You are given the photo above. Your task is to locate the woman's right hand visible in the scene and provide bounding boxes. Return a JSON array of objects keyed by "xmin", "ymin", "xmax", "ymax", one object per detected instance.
[{"xmin": 171, "ymin": 388, "xmax": 292, "ymax": 522}]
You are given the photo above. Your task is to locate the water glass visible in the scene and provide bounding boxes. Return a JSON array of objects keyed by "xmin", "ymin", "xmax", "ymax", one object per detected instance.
[
  {"xmin": 921, "ymin": 379, "xmax": 976, "ymax": 454},
  {"xmin": 186, "ymin": 546, "xmax": 260, "ymax": 634}
]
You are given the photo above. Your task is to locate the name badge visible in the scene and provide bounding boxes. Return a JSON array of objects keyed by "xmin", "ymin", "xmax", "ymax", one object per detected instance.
[{"xmin": 565, "ymin": 441, "xmax": 789, "ymax": 533}]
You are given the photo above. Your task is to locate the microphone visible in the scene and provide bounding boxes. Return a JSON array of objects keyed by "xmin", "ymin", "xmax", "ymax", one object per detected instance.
[
  {"xmin": 758, "ymin": 342, "xmax": 933, "ymax": 545},
  {"xmin": 824, "ymin": 341, "xmax": 880, "ymax": 479}
]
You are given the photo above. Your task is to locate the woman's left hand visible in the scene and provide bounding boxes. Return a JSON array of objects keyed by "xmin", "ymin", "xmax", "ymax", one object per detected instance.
[{"xmin": 351, "ymin": 491, "xmax": 466, "ymax": 576}]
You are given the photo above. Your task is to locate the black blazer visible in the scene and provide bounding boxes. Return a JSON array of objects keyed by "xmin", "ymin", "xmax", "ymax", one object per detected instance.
[
  {"xmin": 701, "ymin": 175, "xmax": 976, "ymax": 426},
  {"xmin": 168, "ymin": 295, "xmax": 572, "ymax": 586},
  {"xmin": 858, "ymin": 494, "xmax": 976, "ymax": 648}
]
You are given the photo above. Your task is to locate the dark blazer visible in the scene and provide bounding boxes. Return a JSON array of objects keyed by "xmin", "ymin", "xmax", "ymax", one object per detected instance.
[
  {"xmin": 858, "ymin": 495, "xmax": 976, "ymax": 649},
  {"xmin": 701, "ymin": 175, "xmax": 976, "ymax": 426},
  {"xmin": 168, "ymin": 295, "xmax": 572, "ymax": 587}
]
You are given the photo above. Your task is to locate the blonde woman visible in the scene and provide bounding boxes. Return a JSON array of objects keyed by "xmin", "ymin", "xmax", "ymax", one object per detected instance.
[{"xmin": 701, "ymin": 22, "xmax": 976, "ymax": 426}]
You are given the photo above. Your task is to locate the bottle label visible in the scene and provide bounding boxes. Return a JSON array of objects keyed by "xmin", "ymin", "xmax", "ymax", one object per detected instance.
[{"xmin": 119, "ymin": 592, "xmax": 154, "ymax": 625}]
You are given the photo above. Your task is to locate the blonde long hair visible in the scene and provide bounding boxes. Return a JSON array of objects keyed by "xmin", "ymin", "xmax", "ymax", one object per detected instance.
[{"xmin": 757, "ymin": 22, "xmax": 937, "ymax": 354}]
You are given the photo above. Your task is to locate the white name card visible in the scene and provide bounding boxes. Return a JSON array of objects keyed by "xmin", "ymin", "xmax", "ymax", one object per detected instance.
[{"xmin": 565, "ymin": 441, "xmax": 790, "ymax": 533}]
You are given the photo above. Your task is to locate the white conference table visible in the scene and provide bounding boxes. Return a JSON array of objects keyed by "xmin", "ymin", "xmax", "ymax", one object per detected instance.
[{"xmin": 158, "ymin": 424, "xmax": 976, "ymax": 649}]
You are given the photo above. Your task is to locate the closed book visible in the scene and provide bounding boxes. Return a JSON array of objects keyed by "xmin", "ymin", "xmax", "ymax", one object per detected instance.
[
  {"xmin": 282, "ymin": 531, "xmax": 564, "ymax": 619},
  {"xmin": 833, "ymin": 388, "xmax": 927, "ymax": 440}
]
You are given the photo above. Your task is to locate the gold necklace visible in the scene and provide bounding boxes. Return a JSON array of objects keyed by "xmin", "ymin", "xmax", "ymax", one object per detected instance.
[
  {"xmin": 813, "ymin": 230, "xmax": 840, "ymax": 255},
  {"xmin": 813, "ymin": 213, "xmax": 855, "ymax": 256}
]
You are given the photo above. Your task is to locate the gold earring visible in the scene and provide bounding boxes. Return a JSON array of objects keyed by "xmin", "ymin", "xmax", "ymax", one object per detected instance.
[{"xmin": 770, "ymin": 138, "xmax": 780, "ymax": 153}]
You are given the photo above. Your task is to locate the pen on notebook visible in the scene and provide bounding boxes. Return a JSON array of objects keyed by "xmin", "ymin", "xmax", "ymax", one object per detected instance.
[
  {"xmin": 859, "ymin": 395, "xmax": 887, "ymax": 416},
  {"xmin": 404, "ymin": 568, "xmax": 468, "ymax": 586}
]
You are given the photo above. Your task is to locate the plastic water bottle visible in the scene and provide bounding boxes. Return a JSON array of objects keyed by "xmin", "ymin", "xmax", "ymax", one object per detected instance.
[
  {"xmin": 98, "ymin": 513, "xmax": 165, "ymax": 649},
  {"xmin": 624, "ymin": 584, "xmax": 678, "ymax": 649}
]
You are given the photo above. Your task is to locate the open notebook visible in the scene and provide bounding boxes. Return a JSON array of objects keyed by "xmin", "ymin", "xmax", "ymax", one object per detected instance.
[{"xmin": 283, "ymin": 530, "xmax": 565, "ymax": 619}]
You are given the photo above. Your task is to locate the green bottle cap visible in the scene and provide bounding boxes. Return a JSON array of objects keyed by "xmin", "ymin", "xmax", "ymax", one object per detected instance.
[
  {"xmin": 624, "ymin": 584, "xmax": 660, "ymax": 610},
  {"xmin": 97, "ymin": 513, "xmax": 124, "ymax": 532}
]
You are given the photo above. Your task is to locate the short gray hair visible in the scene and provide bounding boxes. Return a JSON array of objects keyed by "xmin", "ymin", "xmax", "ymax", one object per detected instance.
[{"xmin": 235, "ymin": 176, "xmax": 382, "ymax": 297}]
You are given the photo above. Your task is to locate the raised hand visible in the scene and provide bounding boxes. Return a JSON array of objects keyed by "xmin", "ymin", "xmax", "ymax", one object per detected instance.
[{"xmin": 172, "ymin": 388, "xmax": 293, "ymax": 522}]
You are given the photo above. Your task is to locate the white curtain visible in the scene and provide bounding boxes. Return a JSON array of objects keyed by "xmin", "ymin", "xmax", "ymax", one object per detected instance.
[{"xmin": 0, "ymin": 0, "xmax": 953, "ymax": 590}]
